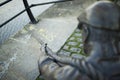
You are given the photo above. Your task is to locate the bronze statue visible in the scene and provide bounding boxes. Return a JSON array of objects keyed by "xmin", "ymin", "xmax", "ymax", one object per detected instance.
[
  {"xmin": 97, "ymin": 0, "xmax": 118, "ymax": 3},
  {"xmin": 38, "ymin": 1, "xmax": 120, "ymax": 80}
]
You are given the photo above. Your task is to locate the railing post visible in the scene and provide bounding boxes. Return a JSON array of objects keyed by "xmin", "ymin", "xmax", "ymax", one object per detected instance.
[
  {"xmin": 23, "ymin": 0, "xmax": 38, "ymax": 24},
  {"xmin": 0, "ymin": 0, "xmax": 12, "ymax": 7}
]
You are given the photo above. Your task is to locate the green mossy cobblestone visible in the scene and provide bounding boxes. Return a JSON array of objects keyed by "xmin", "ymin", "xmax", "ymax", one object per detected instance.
[{"xmin": 57, "ymin": 28, "xmax": 85, "ymax": 56}]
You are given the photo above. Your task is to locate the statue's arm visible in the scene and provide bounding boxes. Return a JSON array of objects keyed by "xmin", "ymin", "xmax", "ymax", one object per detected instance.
[{"xmin": 38, "ymin": 56, "xmax": 81, "ymax": 80}]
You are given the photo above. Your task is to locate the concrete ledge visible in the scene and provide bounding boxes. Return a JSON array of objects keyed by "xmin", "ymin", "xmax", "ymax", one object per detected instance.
[
  {"xmin": 26, "ymin": 17, "xmax": 78, "ymax": 52},
  {"xmin": 0, "ymin": 29, "xmax": 41, "ymax": 80}
]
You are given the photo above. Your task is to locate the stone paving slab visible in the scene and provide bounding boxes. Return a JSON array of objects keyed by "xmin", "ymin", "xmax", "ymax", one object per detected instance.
[
  {"xmin": 25, "ymin": 17, "xmax": 78, "ymax": 52},
  {"xmin": 0, "ymin": 17, "xmax": 79, "ymax": 80},
  {"xmin": 0, "ymin": 0, "xmax": 56, "ymax": 44},
  {"xmin": 0, "ymin": 29, "xmax": 41, "ymax": 80}
]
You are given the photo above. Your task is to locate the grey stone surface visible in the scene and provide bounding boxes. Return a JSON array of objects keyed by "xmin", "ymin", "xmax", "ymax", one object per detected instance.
[
  {"xmin": 74, "ymin": 33, "xmax": 82, "ymax": 37},
  {"xmin": 25, "ymin": 18, "xmax": 78, "ymax": 52},
  {"xmin": 38, "ymin": 0, "xmax": 97, "ymax": 19},
  {"xmin": 57, "ymin": 27, "xmax": 84, "ymax": 57},
  {"xmin": 0, "ymin": 17, "xmax": 79, "ymax": 80},
  {"xmin": 0, "ymin": 0, "xmax": 98, "ymax": 80},
  {"xmin": 75, "ymin": 29, "xmax": 81, "ymax": 33},
  {"xmin": 69, "ymin": 37, "xmax": 75, "ymax": 41},
  {"xmin": 67, "ymin": 42, "xmax": 78, "ymax": 46},
  {"xmin": 76, "ymin": 38, "xmax": 82, "ymax": 42},
  {"xmin": 79, "ymin": 44, "xmax": 83, "ymax": 48},
  {"xmin": 0, "ymin": 0, "xmax": 56, "ymax": 44},
  {"xmin": 63, "ymin": 45, "xmax": 70, "ymax": 50},
  {"xmin": 0, "ymin": 29, "xmax": 40, "ymax": 80},
  {"xmin": 70, "ymin": 47, "xmax": 80, "ymax": 53}
]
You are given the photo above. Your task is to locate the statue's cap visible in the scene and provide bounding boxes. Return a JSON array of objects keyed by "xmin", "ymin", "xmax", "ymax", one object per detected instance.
[{"xmin": 78, "ymin": 1, "xmax": 120, "ymax": 30}]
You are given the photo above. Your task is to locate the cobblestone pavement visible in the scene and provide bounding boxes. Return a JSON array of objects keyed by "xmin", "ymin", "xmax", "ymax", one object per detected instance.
[{"xmin": 57, "ymin": 28, "xmax": 86, "ymax": 57}]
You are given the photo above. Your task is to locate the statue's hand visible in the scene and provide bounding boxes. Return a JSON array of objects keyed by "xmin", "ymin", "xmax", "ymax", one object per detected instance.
[
  {"xmin": 39, "ymin": 43, "xmax": 53, "ymax": 58},
  {"xmin": 39, "ymin": 44, "xmax": 52, "ymax": 64},
  {"xmin": 38, "ymin": 44, "xmax": 54, "ymax": 75}
]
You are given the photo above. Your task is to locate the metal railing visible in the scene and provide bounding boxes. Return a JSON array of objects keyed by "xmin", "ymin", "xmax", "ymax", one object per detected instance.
[
  {"xmin": 0, "ymin": 0, "xmax": 73, "ymax": 28},
  {"xmin": 0, "ymin": 0, "xmax": 12, "ymax": 6}
]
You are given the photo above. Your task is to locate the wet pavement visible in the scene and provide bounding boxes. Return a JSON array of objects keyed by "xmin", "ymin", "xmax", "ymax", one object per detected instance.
[
  {"xmin": 25, "ymin": 18, "xmax": 78, "ymax": 52},
  {"xmin": 0, "ymin": 0, "xmax": 57, "ymax": 44},
  {"xmin": 0, "ymin": 0, "xmax": 97, "ymax": 80}
]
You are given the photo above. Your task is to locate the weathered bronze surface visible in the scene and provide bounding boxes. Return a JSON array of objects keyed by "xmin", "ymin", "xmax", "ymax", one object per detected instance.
[{"xmin": 38, "ymin": 1, "xmax": 120, "ymax": 80}]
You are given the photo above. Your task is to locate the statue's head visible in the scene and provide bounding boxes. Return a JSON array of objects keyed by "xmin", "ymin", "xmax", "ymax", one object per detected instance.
[{"xmin": 78, "ymin": 1, "xmax": 120, "ymax": 55}]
